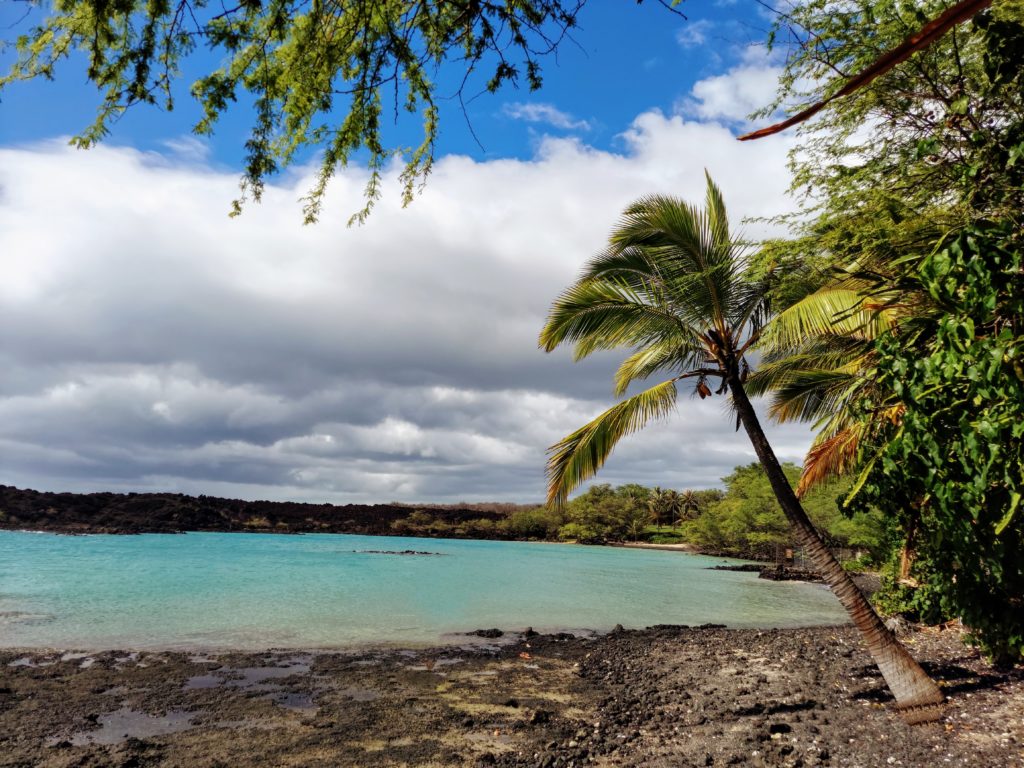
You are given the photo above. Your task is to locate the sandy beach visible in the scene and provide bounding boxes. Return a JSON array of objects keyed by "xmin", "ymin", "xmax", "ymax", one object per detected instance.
[{"xmin": 2, "ymin": 624, "xmax": 1021, "ymax": 767}]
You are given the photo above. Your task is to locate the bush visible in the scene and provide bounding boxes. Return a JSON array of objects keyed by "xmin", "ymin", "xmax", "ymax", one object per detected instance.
[
  {"xmin": 852, "ymin": 224, "xmax": 1024, "ymax": 663},
  {"xmin": 506, "ymin": 506, "xmax": 562, "ymax": 539}
]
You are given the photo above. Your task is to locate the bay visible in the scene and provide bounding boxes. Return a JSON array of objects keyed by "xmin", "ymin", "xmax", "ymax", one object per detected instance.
[{"xmin": 0, "ymin": 530, "xmax": 847, "ymax": 649}]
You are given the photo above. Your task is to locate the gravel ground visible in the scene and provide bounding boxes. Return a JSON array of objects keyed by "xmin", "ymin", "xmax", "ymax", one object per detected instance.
[{"xmin": 1, "ymin": 624, "xmax": 1020, "ymax": 767}]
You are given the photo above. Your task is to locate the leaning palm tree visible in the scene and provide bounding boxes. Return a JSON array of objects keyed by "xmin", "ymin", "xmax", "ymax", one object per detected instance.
[{"xmin": 538, "ymin": 174, "xmax": 945, "ymax": 723}]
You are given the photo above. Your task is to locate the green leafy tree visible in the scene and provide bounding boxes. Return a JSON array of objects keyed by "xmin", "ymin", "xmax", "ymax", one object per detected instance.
[
  {"xmin": 560, "ymin": 484, "xmax": 620, "ymax": 543},
  {"xmin": 743, "ymin": 1, "xmax": 1023, "ymax": 497},
  {"xmin": 558, "ymin": 483, "xmax": 651, "ymax": 543},
  {"xmin": 693, "ymin": 464, "xmax": 793, "ymax": 559},
  {"xmin": 748, "ymin": 1, "xmax": 1023, "ymax": 660},
  {"xmin": 761, "ymin": 0, "xmax": 1023, "ymax": 228},
  {"xmin": 850, "ymin": 222, "xmax": 1024, "ymax": 663},
  {"xmin": 539, "ymin": 175, "xmax": 944, "ymax": 721},
  {"xmin": 2, "ymin": 0, "xmax": 588, "ymax": 223},
  {"xmin": 505, "ymin": 505, "xmax": 563, "ymax": 539},
  {"xmin": 686, "ymin": 463, "xmax": 885, "ymax": 560}
]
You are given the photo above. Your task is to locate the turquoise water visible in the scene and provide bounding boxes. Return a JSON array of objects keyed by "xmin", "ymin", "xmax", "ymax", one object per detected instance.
[{"xmin": 0, "ymin": 531, "xmax": 847, "ymax": 650}]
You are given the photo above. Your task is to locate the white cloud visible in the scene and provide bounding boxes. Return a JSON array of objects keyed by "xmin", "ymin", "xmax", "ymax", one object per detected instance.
[
  {"xmin": 679, "ymin": 44, "xmax": 785, "ymax": 125},
  {"xmin": 676, "ymin": 19, "xmax": 714, "ymax": 48},
  {"xmin": 0, "ymin": 105, "xmax": 806, "ymax": 503},
  {"xmin": 161, "ymin": 135, "xmax": 212, "ymax": 163},
  {"xmin": 501, "ymin": 102, "xmax": 591, "ymax": 131}
]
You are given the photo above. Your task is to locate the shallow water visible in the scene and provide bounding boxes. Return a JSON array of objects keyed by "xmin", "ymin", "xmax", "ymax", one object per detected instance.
[
  {"xmin": 0, "ymin": 531, "xmax": 847, "ymax": 649},
  {"xmin": 67, "ymin": 708, "xmax": 199, "ymax": 746}
]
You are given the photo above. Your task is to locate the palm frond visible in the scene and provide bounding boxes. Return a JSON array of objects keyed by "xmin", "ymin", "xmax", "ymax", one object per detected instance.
[
  {"xmin": 731, "ymin": 277, "xmax": 773, "ymax": 345},
  {"xmin": 613, "ymin": 337, "xmax": 706, "ymax": 395},
  {"xmin": 747, "ymin": 343, "xmax": 866, "ymax": 394},
  {"xmin": 759, "ymin": 287, "xmax": 896, "ymax": 353},
  {"xmin": 546, "ymin": 379, "xmax": 679, "ymax": 508},
  {"xmin": 611, "ymin": 195, "xmax": 709, "ymax": 267},
  {"xmin": 611, "ymin": 194, "xmax": 742, "ymax": 329},
  {"xmin": 538, "ymin": 278, "xmax": 686, "ymax": 359},
  {"xmin": 795, "ymin": 425, "xmax": 865, "ymax": 497},
  {"xmin": 582, "ymin": 245, "xmax": 667, "ymax": 295},
  {"xmin": 766, "ymin": 370, "xmax": 863, "ymax": 424},
  {"xmin": 703, "ymin": 171, "xmax": 732, "ymax": 263},
  {"xmin": 796, "ymin": 403, "xmax": 905, "ymax": 495}
]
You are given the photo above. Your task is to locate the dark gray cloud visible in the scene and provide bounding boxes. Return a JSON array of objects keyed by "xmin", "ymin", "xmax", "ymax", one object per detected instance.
[{"xmin": 0, "ymin": 99, "xmax": 809, "ymax": 503}]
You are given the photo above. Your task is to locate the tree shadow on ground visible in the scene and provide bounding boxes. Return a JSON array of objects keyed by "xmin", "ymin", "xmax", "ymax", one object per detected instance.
[{"xmin": 848, "ymin": 656, "xmax": 1022, "ymax": 703}]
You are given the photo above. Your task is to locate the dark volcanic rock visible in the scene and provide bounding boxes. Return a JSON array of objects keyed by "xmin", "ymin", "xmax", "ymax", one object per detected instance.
[
  {"xmin": 0, "ymin": 484, "xmax": 512, "ymax": 538},
  {"xmin": 710, "ymin": 563, "xmax": 826, "ymax": 583},
  {"xmin": 710, "ymin": 564, "xmax": 765, "ymax": 573},
  {"xmin": 758, "ymin": 565, "xmax": 822, "ymax": 582},
  {"xmin": 0, "ymin": 626, "xmax": 997, "ymax": 768},
  {"xmin": 470, "ymin": 628, "xmax": 504, "ymax": 639},
  {"xmin": 356, "ymin": 550, "xmax": 446, "ymax": 556}
]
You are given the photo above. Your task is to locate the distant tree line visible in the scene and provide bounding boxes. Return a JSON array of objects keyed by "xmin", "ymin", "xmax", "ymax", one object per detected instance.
[{"xmin": 387, "ymin": 463, "xmax": 888, "ymax": 565}]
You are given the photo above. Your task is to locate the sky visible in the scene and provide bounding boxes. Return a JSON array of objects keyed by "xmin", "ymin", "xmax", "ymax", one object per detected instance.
[{"xmin": 0, "ymin": 1, "xmax": 818, "ymax": 504}]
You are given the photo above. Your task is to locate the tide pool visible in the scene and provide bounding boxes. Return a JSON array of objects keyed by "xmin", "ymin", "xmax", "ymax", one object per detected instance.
[{"xmin": 0, "ymin": 531, "xmax": 848, "ymax": 649}]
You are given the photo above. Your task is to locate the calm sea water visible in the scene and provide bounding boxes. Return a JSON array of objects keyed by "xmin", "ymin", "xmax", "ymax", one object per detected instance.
[{"xmin": 0, "ymin": 531, "xmax": 847, "ymax": 650}]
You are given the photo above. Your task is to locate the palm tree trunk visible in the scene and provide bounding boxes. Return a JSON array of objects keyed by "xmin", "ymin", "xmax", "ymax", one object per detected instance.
[{"xmin": 728, "ymin": 374, "xmax": 945, "ymax": 724}]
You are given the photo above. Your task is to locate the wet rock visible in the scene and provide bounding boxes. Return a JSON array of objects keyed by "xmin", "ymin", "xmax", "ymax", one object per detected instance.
[
  {"xmin": 709, "ymin": 564, "xmax": 764, "ymax": 573},
  {"xmin": 759, "ymin": 566, "xmax": 822, "ymax": 582},
  {"xmin": 472, "ymin": 628, "xmax": 504, "ymax": 639},
  {"xmin": 356, "ymin": 549, "xmax": 446, "ymax": 556}
]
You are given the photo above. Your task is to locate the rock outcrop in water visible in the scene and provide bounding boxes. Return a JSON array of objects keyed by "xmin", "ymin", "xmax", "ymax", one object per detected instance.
[{"xmin": 355, "ymin": 550, "xmax": 446, "ymax": 556}]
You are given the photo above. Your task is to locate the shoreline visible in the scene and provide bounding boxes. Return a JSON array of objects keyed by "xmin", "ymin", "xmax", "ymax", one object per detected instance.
[
  {"xmin": 612, "ymin": 541, "xmax": 703, "ymax": 553},
  {"xmin": 0, "ymin": 618, "xmax": 855, "ymax": 656},
  {"xmin": 3, "ymin": 624, "xmax": 1020, "ymax": 767}
]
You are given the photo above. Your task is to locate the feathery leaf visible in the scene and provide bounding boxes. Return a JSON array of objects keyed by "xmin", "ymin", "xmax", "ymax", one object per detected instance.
[{"xmin": 546, "ymin": 379, "xmax": 679, "ymax": 508}]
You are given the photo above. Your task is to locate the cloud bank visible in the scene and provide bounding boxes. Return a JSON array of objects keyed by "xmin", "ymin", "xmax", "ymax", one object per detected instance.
[{"xmin": 0, "ymin": 63, "xmax": 810, "ymax": 503}]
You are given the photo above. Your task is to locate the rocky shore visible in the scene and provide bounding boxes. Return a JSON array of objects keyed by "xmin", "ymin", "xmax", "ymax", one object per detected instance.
[{"xmin": 2, "ymin": 624, "xmax": 1020, "ymax": 767}]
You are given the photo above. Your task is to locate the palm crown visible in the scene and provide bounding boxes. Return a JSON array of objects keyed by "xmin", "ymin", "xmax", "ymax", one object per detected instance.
[{"xmin": 539, "ymin": 173, "xmax": 769, "ymax": 506}]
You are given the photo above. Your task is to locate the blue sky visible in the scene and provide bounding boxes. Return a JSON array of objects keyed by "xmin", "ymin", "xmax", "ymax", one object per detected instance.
[
  {"xmin": 1, "ymin": 2, "xmax": 776, "ymax": 164},
  {"xmin": 0, "ymin": 2, "xmax": 814, "ymax": 503}
]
